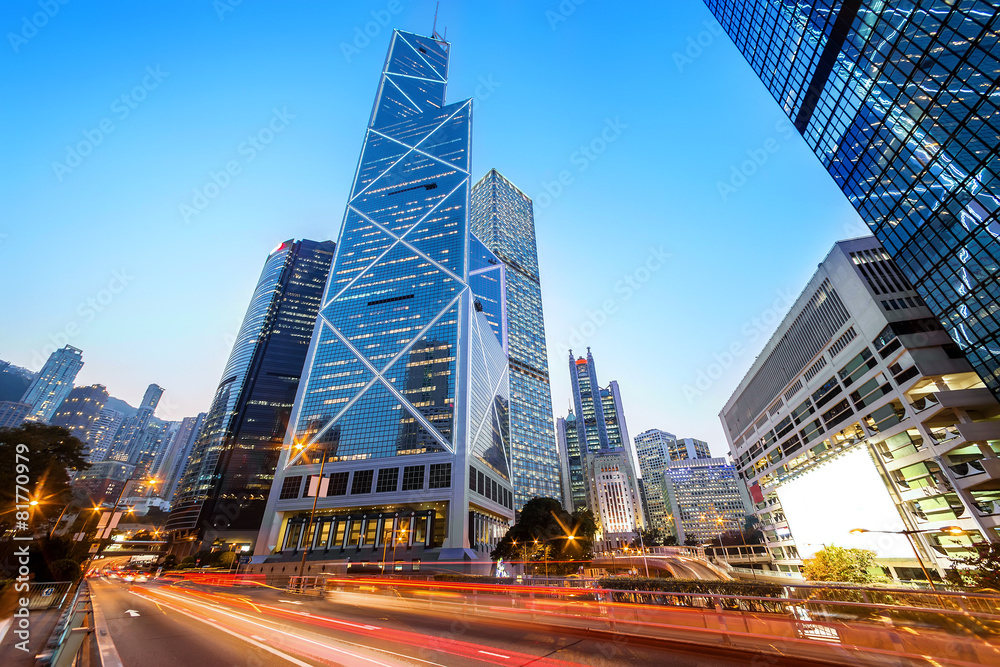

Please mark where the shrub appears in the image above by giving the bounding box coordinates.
[49,559,82,582]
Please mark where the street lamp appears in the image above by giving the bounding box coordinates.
[297,442,328,587]
[849,525,965,591]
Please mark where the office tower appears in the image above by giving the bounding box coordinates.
[556,411,586,513]
[256,30,516,567]
[85,408,125,461]
[132,418,176,480]
[50,384,109,444]
[20,345,83,422]
[721,237,1000,579]
[633,429,679,534]
[471,169,562,511]
[587,449,645,549]
[108,384,164,462]
[705,1,1000,398]
[564,348,644,539]
[153,413,205,505]
[0,361,35,403]
[167,239,335,554]
[0,401,32,429]
[662,457,750,545]
[73,461,135,505]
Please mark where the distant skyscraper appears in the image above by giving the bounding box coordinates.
[108,384,163,463]
[167,239,335,553]
[20,345,83,422]
[634,430,715,536]
[662,457,750,545]
[51,384,109,444]
[471,169,561,511]
[85,408,124,461]
[132,418,175,479]
[257,30,516,566]
[587,449,645,548]
[705,1,1000,397]
[556,411,586,513]
[153,412,205,505]
[564,349,643,539]
[0,401,32,429]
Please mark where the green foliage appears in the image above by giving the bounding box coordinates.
[490,498,596,575]
[48,559,82,582]
[161,554,178,569]
[802,545,889,584]
[948,542,1000,592]
[179,556,197,569]
[0,424,89,531]
[631,527,666,548]
[598,576,786,613]
[217,551,236,568]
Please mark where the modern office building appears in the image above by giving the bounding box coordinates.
[633,429,678,534]
[721,237,1000,578]
[0,401,32,429]
[107,384,164,463]
[556,411,586,513]
[471,169,562,511]
[73,461,136,505]
[662,457,750,545]
[50,384,109,445]
[132,418,177,480]
[586,449,645,548]
[85,408,125,461]
[705,1,1000,399]
[254,30,516,570]
[20,345,83,422]
[167,239,335,555]
[561,349,644,539]
[153,413,206,505]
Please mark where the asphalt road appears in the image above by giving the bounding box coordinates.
[103,578,833,667]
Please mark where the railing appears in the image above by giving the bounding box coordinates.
[930,426,963,445]
[311,576,1000,666]
[908,393,940,413]
[949,459,987,478]
[35,580,91,667]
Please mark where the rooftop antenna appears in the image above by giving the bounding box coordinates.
[432,1,447,42]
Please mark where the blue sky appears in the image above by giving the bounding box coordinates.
[1,0,867,456]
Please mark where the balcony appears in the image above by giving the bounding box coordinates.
[933,387,1000,411]
[958,421,1000,444]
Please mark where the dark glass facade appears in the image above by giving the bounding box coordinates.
[257,30,514,561]
[705,0,1000,395]
[50,384,108,445]
[471,169,562,511]
[166,239,335,546]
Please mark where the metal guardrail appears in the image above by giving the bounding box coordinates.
[35,580,92,667]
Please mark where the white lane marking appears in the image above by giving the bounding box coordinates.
[283,609,378,630]
[124,610,140,617]
[251,635,267,642]
[477,650,511,659]
[278,599,304,604]
[143,589,446,667]
[135,590,394,667]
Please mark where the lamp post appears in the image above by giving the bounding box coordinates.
[297,443,328,588]
[635,530,650,577]
[849,525,965,592]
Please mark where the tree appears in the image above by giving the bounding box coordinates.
[632,527,666,548]
[802,545,889,584]
[161,554,179,569]
[0,424,89,532]
[948,542,1000,591]
[491,498,596,575]
[218,551,237,568]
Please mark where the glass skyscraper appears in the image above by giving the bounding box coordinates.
[20,345,83,422]
[107,383,163,463]
[705,1,1000,396]
[256,30,514,566]
[166,239,335,554]
[471,169,562,510]
[50,384,109,445]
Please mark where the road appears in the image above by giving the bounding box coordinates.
[86,576,832,666]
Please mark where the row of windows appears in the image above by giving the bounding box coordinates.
[468,465,514,510]
[278,462,452,500]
